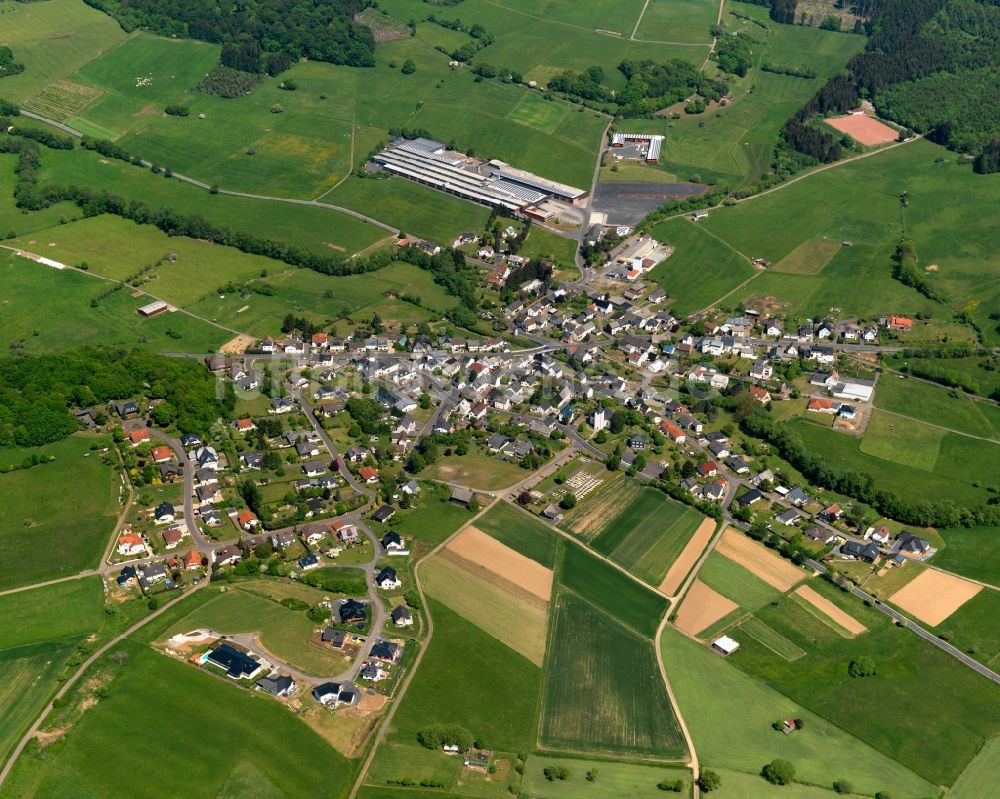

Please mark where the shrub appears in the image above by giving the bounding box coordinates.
[762,759,795,785]
[848,656,877,678]
[543,766,569,781]
[833,780,853,794]
[416,724,474,751]
[280,597,310,611]
[657,778,683,791]
[164,104,190,116]
[401,59,416,74]
[698,769,721,792]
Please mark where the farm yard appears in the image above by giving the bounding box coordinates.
[539,592,685,759]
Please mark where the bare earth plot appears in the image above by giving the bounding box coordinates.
[715,527,807,592]
[794,584,868,636]
[889,567,982,626]
[658,518,716,596]
[674,579,739,637]
[445,526,554,601]
[824,114,899,146]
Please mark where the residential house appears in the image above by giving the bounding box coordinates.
[214,545,242,566]
[841,541,879,563]
[207,644,263,680]
[153,502,175,524]
[381,531,409,556]
[376,567,402,590]
[391,605,413,627]
[117,533,146,556]
[237,509,260,530]
[255,674,297,698]
[370,640,402,664]
[339,599,367,625]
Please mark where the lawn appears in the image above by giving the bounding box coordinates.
[934,526,1000,587]
[874,375,1000,440]
[519,227,579,268]
[647,218,756,315]
[658,626,937,797]
[523,755,690,798]
[558,541,667,638]
[388,598,542,752]
[3,642,357,799]
[0,434,120,590]
[0,250,229,353]
[421,450,528,491]
[539,591,686,759]
[473,502,558,568]
[696,550,781,613]
[590,488,706,586]
[164,585,352,675]
[727,578,1000,785]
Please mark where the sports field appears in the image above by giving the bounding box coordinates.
[540,592,686,759]
[3,642,356,798]
[0,434,120,591]
[473,502,559,568]
[825,114,899,146]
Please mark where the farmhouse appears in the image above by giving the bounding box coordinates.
[371,137,588,214]
[137,300,169,318]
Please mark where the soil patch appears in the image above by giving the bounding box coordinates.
[889,567,982,626]
[220,333,255,354]
[794,584,867,636]
[659,518,717,596]
[716,527,806,592]
[825,115,898,146]
[445,526,553,601]
[675,579,739,636]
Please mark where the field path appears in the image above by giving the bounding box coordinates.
[875,407,1000,445]
[0,570,98,598]
[655,610,700,792]
[630,0,652,39]
[0,581,208,788]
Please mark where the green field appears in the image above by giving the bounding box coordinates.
[737,616,806,661]
[696,550,781,613]
[590,488,706,586]
[950,735,1000,799]
[4,642,357,798]
[635,0,719,43]
[0,434,120,590]
[648,218,756,315]
[726,579,1000,785]
[389,599,542,752]
[539,592,685,759]
[708,768,869,798]
[930,588,1000,668]
[365,739,512,798]
[0,154,83,238]
[770,239,843,275]
[875,374,1000,440]
[858,410,945,472]
[165,584,353,675]
[523,755,690,798]
[558,542,668,638]
[659,625,937,796]
[519,226,579,268]
[934,526,1000,586]
[473,502,558,568]
[421,451,528,491]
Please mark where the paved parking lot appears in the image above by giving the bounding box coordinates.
[593,181,707,224]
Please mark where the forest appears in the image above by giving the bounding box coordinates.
[82,0,377,69]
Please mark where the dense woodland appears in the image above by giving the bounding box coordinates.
[83,0,377,69]
[0,349,232,447]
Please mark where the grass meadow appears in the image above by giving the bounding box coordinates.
[523,755,690,798]
[659,626,937,797]
[0,155,83,238]
[420,450,527,491]
[726,578,1000,785]
[930,588,1000,668]
[388,598,542,752]
[934,526,1000,586]
[3,642,357,799]
[473,502,558,568]
[648,217,756,315]
[696,550,781,612]
[950,736,1000,799]
[0,434,120,590]
[519,227,579,268]
[558,542,667,638]
[369,483,474,547]
[539,591,686,759]
[365,739,513,798]
[635,0,721,43]
[874,375,1000,440]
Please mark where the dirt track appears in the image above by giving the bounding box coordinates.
[889,568,982,626]
[795,584,867,636]
[445,526,553,601]
[674,579,738,637]
[658,518,716,596]
[716,527,806,592]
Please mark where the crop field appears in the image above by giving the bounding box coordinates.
[164,585,352,675]
[874,375,1000,440]
[422,550,549,665]
[473,502,558,568]
[727,579,1000,785]
[888,567,982,627]
[540,592,685,759]
[935,525,1000,586]
[559,542,668,638]
[674,579,739,637]
[950,736,1000,799]
[737,617,806,661]
[714,527,806,593]
[787,418,991,507]
[0,434,119,591]
[770,239,842,274]
[389,599,542,752]
[635,0,720,43]
[523,755,690,799]
[21,80,103,121]
[696,549,781,613]
[3,642,356,799]
[0,0,127,103]
[648,218,756,315]
[563,475,639,541]
[793,585,867,637]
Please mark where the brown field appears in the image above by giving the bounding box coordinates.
[422,548,549,664]
[824,114,899,146]
[794,584,867,636]
[446,526,554,600]
[888,567,982,626]
[563,475,634,540]
[658,518,717,596]
[716,527,807,592]
[675,579,739,636]
[220,333,255,354]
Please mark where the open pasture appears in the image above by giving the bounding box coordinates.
[421,549,549,665]
[519,226,579,268]
[0,434,119,591]
[674,579,739,637]
[474,502,558,568]
[635,0,719,44]
[658,625,937,796]
[859,410,944,472]
[715,527,807,592]
[0,154,83,238]
[825,114,899,146]
[888,567,982,627]
[506,90,569,135]
[523,755,690,799]
[950,734,1000,799]
[558,542,668,638]
[658,517,717,596]
[540,592,686,759]
[935,525,1000,586]
[929,588,1000,668]
[770,239,842,274]
[874,375,1000,441]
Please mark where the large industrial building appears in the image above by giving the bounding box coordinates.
[371,137,588,216]
[610,132,664,163]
